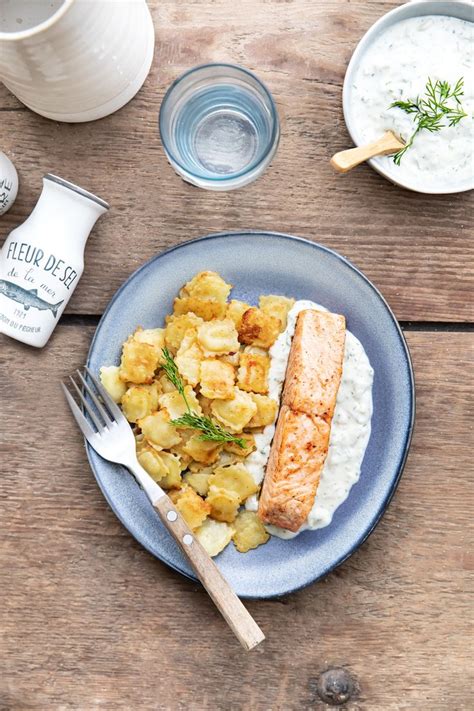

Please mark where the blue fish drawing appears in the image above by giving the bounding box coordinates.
[0,279,64,318]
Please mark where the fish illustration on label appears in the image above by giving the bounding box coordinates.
[0,279,64,318]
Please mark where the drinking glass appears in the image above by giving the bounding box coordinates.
[159,64,280,190]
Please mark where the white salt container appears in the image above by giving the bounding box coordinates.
[0,174,108,347]
[0,152,19,215]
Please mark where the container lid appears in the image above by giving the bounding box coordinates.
[44,174,109,210]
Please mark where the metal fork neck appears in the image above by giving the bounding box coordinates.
[127,456,166,506]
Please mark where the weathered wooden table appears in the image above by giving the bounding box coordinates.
[1,1,472,709]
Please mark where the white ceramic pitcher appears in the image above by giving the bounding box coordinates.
[0,0,155,122]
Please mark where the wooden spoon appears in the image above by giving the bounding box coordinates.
[330,131,405,173]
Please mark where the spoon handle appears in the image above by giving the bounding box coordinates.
[330,131,405,173]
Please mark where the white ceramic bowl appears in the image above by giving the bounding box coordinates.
[342,0,473,194]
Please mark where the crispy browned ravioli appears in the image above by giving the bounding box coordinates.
[101,271,287,557]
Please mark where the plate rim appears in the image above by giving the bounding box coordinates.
[86,230,416,599]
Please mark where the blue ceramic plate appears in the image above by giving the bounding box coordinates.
[87,232,415,598]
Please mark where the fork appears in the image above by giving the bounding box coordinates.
[62,367,265,651]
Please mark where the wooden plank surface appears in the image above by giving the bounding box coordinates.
[1,0,472,322]
[1,1,473,709]
[1,327,472,710]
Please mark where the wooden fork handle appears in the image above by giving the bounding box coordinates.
[330,131,404,173]
[153,496,265,651]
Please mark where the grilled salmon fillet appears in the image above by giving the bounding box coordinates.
[258,310,346,532]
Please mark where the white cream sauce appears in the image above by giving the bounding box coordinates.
[349,15,474,191]
[245,300,374,539]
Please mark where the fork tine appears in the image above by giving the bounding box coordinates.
[61,383,96,441]
[69,376,105,432]
[84,365,124,422]
[76,369,113,426]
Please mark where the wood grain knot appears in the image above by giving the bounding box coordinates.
[316,668,356,706]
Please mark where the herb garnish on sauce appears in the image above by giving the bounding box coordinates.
[389,77,468,164]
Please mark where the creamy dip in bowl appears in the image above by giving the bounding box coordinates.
[343,1,473,194]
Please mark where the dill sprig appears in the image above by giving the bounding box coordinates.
[389,77,468,165]
[161,346,190,410]
[171,412,247,449]
[160,347,246,449]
